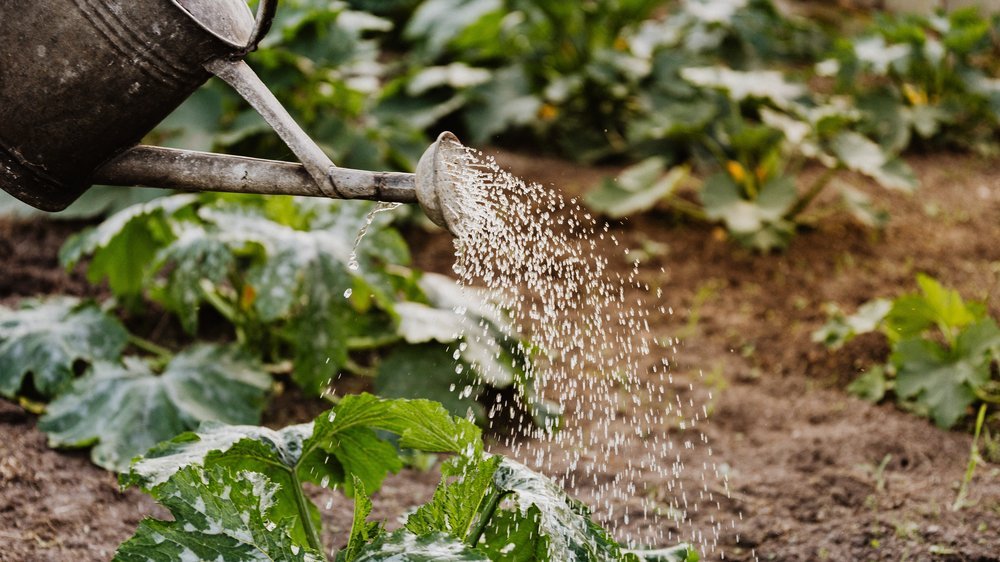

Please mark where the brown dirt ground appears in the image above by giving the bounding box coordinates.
[1,150,999,561]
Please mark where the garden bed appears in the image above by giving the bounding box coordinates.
[1,150,999,561]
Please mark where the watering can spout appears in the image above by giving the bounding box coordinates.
[0,0,468,236]
[93,131,469,235]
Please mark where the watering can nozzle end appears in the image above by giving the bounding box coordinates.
[415,131,468,237]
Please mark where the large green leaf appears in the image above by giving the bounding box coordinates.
[491,458,630,561]
[406,455,503,539]
[680,66,806,108]
[114,465,322,562]
[150,224,237,333]
[124,394,481,546]
[59,195,199,300]
[0,298,127,398]
[376,344,484,421]
[399,454,688,562]
[38,344,270,471]
[585,159,689,218]
[701,174,796,250]
[892,319,1000,428]
[829,131,917,191]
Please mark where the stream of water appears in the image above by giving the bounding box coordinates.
[437,146,738,557]
[345,147,740,557]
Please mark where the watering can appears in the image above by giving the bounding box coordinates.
[0,0,466,233]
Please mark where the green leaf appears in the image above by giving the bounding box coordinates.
[406,455,504,539]
[463,66,543,143]
[830,132,917,191]
[59,195,198,300]
[39,344,270,471]
[847,365,888,403]
[352,531,490,562]
[812,299,892,349]
[150,224,236,333]
[680,66,806,108]
[114,465,322,562]
[340,475,385,562]
[124,394,482,545]
[701,174,796,250]
[491,457,630,561]
[586,160,689,218]
[376,344,484,421]
[405,0,502,58]
[891,320,1000,428]
[885,274,981,342]
[0,298,127,398]
[478,507,549,562]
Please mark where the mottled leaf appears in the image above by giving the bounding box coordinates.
[39,344,270,471]
[125,394,481,545]
[114,465,322,562]
[59,195,198,299]
[701,174,796,250]
[0,298,127,397]
[352,531,489,561]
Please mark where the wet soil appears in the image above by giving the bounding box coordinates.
[1,151,999,561]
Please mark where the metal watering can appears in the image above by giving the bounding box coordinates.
[0,0,466,233]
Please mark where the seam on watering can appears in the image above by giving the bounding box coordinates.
[71,0,202,87]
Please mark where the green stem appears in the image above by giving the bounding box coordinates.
[785,166,837,220]
[290,468,326,557]
[466,489,507,547]
[127,334,173,360]
[666,195,708,222]
[952,404,987,511]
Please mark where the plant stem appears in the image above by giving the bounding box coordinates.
[952,404,987,511]
[667,196,708,222]
[785,166,837,220]
[127,334,173,360]
[290,468,326,557]
[467,489,506,547]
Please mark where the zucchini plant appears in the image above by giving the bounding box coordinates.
[814,274,1000,429]
[59,193,556,427]
[821,7,1000,154]
[587,66,915,251]
[114,393,698,562]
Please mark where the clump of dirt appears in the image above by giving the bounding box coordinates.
[1,150,999,561]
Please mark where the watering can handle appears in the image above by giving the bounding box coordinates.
[245,0,279,53]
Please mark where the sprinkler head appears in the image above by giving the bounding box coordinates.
[415,131,468,236]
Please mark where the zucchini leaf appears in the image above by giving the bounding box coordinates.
[114,465,323,562]
[0,297,127,398]
[38,344,270,471]
[123,394,481,547]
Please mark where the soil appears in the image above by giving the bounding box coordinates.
[1,150,999,561]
